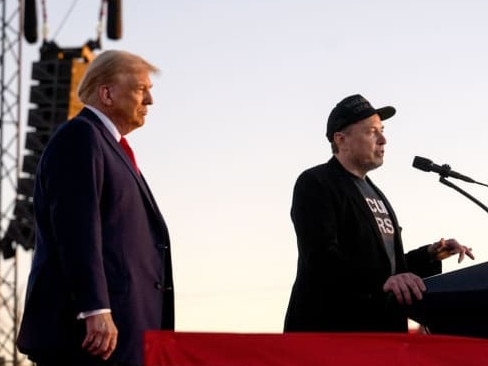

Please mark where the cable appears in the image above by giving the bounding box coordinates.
[96,0,106,43]
[50,0,80,40]
[40,0,48,40]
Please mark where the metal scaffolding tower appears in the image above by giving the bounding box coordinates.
[0,2,120,364]
[0,0,23,365]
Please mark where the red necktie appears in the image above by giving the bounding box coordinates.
[119,136,140,174]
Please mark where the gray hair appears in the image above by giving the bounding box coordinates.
[77,50,159,104]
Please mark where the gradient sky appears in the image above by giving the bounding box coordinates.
[16,0,488,333]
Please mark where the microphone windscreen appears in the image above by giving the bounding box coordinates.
[412,156,433,172]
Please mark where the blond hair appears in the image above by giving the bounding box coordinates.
[77,50,159,104]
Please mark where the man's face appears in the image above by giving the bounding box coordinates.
[335,114,387,175]
[107,69,154,134]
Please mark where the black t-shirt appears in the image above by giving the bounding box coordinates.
[353,176,396,274]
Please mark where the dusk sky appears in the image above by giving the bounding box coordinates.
[16,0,488,333]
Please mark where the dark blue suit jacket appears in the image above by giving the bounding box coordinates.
[17,108,174,365]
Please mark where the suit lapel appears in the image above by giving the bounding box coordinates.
[76,109,168,235]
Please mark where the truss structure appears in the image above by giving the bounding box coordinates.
[0,0,25,365]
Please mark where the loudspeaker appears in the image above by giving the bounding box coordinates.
[0,43,94,257]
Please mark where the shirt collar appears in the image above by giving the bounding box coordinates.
[85,105,122,142]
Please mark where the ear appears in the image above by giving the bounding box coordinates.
[333,131,346,146]
[99,85,113,106]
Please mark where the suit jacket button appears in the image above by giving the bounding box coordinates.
[154,282,162,290]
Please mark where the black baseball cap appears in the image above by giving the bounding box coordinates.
[326,94,396,142]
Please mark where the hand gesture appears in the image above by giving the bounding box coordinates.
[429,238,475,263]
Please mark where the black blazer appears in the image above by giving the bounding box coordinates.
[284,156,440,332]
[17,108,174,365]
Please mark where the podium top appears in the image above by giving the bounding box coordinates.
[423,261,488,293]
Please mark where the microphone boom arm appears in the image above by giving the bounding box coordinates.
[439,176,488,214]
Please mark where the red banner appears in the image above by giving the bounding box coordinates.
[144,331,488,366]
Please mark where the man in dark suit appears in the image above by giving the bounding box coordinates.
[17,50,174,366]
[284,94,474,333]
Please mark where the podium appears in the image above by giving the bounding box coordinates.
[408,261,488,338]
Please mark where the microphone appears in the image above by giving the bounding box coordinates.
[412,156,475,183]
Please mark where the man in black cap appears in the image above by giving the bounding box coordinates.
[284,94,474,333]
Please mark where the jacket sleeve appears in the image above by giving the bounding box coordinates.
[39,120,110,313]
[405,244,442,278]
